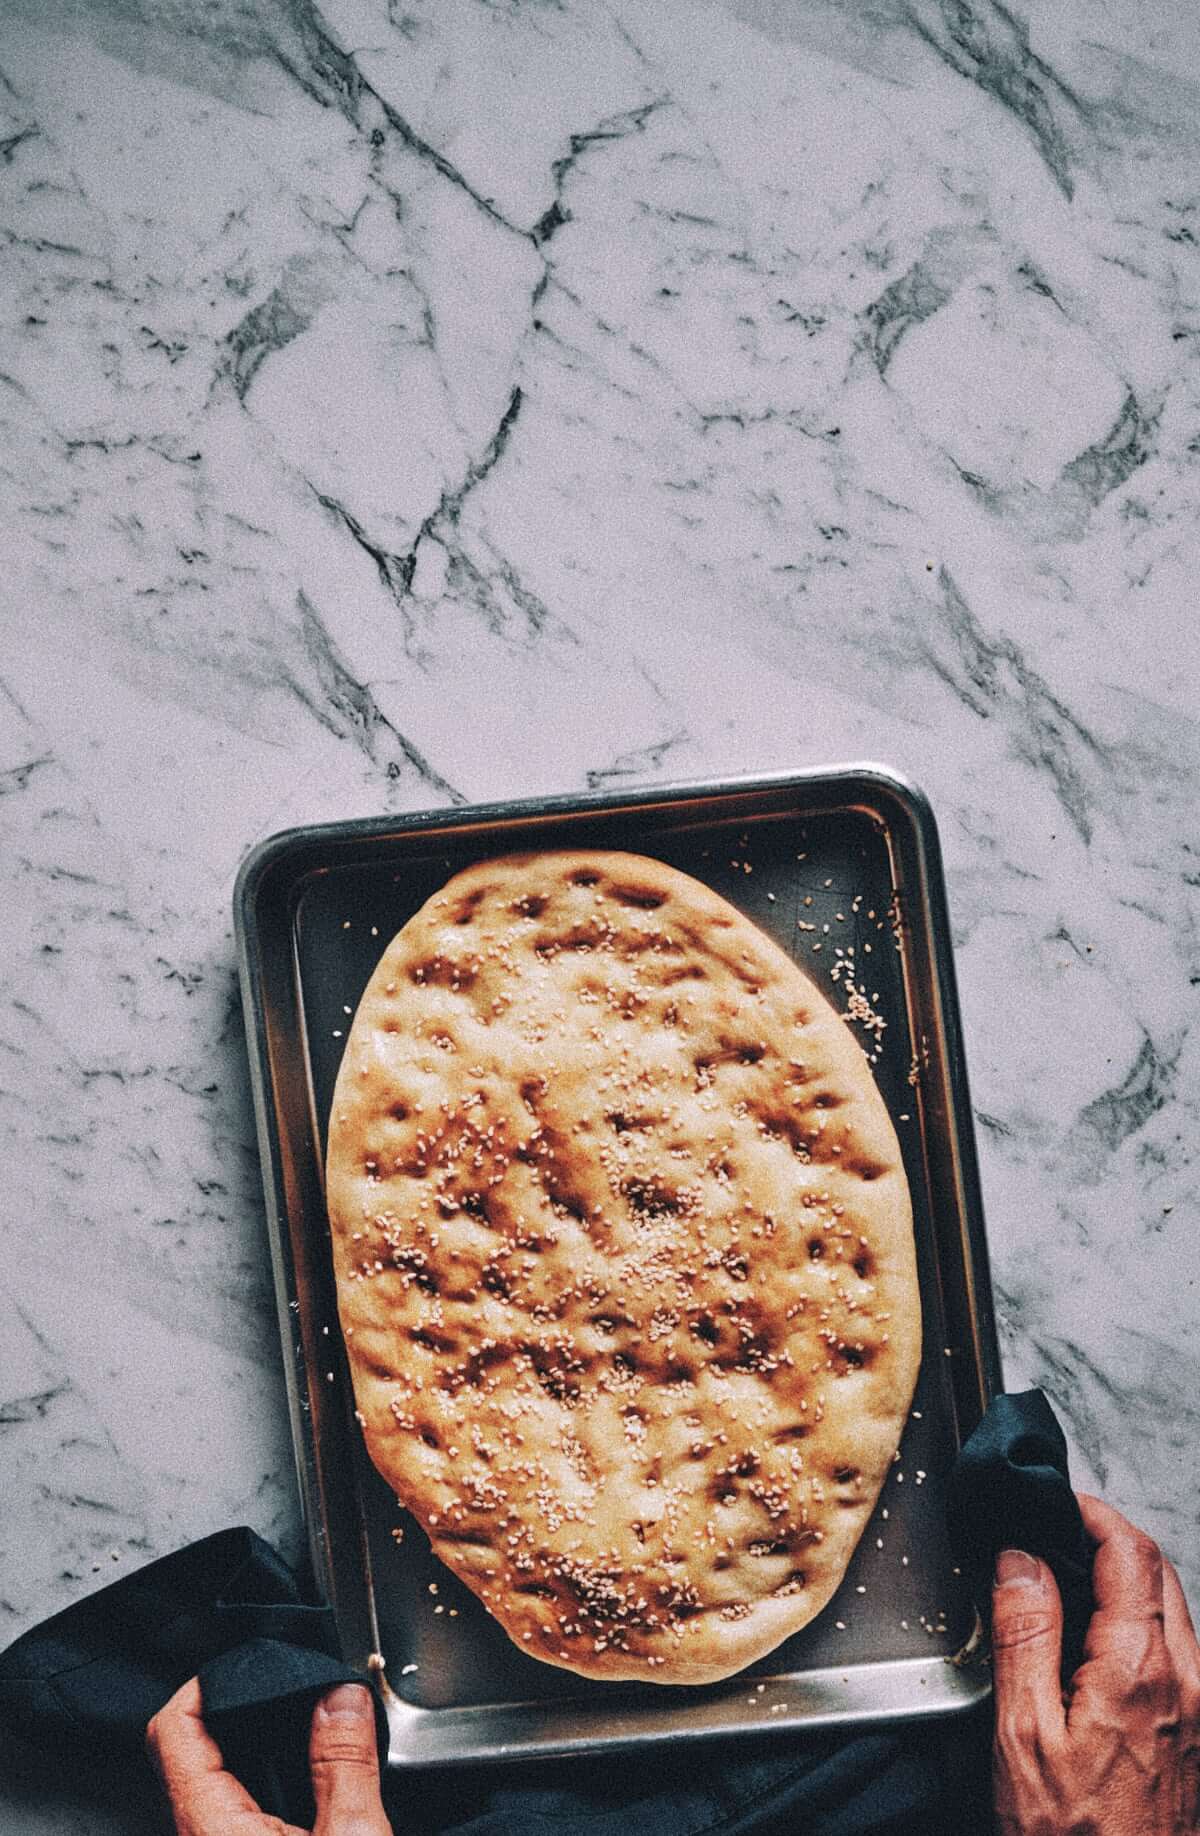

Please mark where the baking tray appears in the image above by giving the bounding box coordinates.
[234,765,1001,1767]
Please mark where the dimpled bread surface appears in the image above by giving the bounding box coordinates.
[325,850,921,1686]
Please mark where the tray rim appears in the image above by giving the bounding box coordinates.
[234,759,1001,1766]
[235,761,940,908]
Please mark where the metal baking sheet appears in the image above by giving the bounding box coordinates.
[235,765,1001,1767]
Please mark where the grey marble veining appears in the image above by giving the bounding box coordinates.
[2,2,1198,1828]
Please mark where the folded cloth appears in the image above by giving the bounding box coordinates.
[945,1388,1093,1679]
[0,1527,389,1827]
[407,1711,993,1836]
[1,1389,1086,1833]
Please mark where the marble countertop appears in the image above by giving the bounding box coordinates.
[2,1,1198,1827]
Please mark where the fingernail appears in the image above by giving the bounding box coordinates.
[317,1683,371,1721]
[995,1547,1042,1586]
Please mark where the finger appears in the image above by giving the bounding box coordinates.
[1163,1562,1200,1831]
[146,1676,305,1836]
[1075,1493,1169,1660]
[310,1683,391,1836]
[990,1549,1066,1745]
[1071,1494,1181,1740]
[1162,1559,1200,1686]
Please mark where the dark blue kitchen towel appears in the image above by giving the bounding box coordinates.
[0,1390,1088,1831]
[397,1709,993,1835]
[945,1387,1092,1680]
[0,1527,389,1827]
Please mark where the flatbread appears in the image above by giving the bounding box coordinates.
[326,850,920,1685]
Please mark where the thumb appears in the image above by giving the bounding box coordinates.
[309,1683,392,1836]
[991,1548,1066,1739]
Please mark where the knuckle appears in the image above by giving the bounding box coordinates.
[993,1609,1058,1651]
[311,1741,378,1772]
[1129,1530,1164,1579]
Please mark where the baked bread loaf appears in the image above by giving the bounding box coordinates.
[326,851,920,1684]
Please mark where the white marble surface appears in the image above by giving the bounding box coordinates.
[2,0,1199,1827]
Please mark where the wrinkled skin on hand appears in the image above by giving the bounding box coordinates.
[991,1494,1200,1835]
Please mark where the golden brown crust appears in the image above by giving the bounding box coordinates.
[326,850,921,1685]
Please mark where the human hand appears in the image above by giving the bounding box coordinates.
[146,1676,393,1835]
[991,1492,1200,1833]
